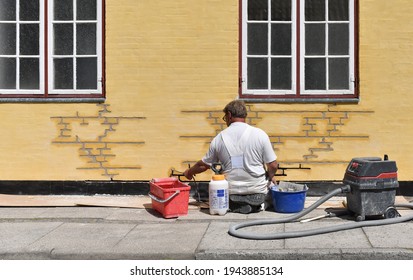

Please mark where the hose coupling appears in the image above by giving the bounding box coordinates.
[341,185,351,193]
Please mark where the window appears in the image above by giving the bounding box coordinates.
[240,0,358,100]
[0,0,104,99]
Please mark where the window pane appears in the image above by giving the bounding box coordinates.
[248,0,268,21]
[248,23,268,55]
[54,24,73,55]
[0,57,16,89]
[329,0,349,21]
[76,23,96,55]
[0,23,16,55]
[305,58,326,90]
[20,0,39,21]
[20,58,39,89]
[54,58,73,89]
[305,0,325,21]
[77,57,97,89]
[20,24,39,55]
[271,58,291,90]
[271,23,291,55]
[248,58,268,89]
[329,58,349,90]
[77,0,96,20]
[329,23,348,55]
[54,0,73,20]
[305,24,325,55]
[271,0,291,21]
[0,0,16,21]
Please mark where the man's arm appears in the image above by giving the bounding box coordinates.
[184,160,210,180]
[266,160,279,184]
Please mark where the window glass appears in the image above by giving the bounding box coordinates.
[20,0,39,21]
[20,58,39,89]
[248,23,268,55]
[329,23,349,55]
[305,58,326,90]
[20,24,39,55]
[248,0,268,21]
[329,0,349,21]
[0,0,16,21]
[305,24,325,55]
[54,0,73,21]
[77,0,97,20]
[271,23,291,55]
[305,0,325,21]
[271,58,291,90]
[0,23,16,55]
[76,23,96,55]
[329,58,349,90]
[271,0,291,21]
[0,57,16,89]
[54,24,73,55]
[248,57,268,89]
[54,58,73,89]
[77,57,97,89]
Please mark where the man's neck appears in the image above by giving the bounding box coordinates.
[229,118,246,125]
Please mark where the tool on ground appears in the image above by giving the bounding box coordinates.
[300,209,348,223]
[229,156,413,239]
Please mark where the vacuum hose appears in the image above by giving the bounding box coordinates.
[228,185,413,240]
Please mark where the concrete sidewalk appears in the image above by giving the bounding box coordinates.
[0,198,413,260]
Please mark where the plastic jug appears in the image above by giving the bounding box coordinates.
[209,174,229,215]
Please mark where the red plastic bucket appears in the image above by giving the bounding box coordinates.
[149,178,191,218]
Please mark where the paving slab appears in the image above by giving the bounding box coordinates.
[284,221,371,249]
[26,222,136,259]
[114,222,210,259]
[363,222,413,248]
[36,207,115,220]
[0,207,50,219]
[196,221,285,259]
[0,222,62,258]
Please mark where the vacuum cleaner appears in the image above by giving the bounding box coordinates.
[228,156,413,240]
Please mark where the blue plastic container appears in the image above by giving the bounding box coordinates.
[271,185,308,213]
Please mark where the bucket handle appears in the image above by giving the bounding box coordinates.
[148,190,180,203]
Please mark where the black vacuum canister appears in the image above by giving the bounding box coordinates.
[343,156,399,221]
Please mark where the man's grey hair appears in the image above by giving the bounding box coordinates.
[223,100,248,118]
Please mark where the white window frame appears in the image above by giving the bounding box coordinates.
[0,0,45,95]
[299,0,355,95]
[48,0,103,95]
[241,0,357,99]
[0,0,104,98]
[241,0,297,96]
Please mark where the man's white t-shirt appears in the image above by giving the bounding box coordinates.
[202,122,277,195]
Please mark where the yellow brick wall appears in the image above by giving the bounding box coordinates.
[1,0,413,183]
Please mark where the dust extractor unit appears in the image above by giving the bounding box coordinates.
[228,156,413,240]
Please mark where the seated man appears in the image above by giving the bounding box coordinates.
[184,100,278,213]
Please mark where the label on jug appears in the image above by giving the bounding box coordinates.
[210,189,228,210]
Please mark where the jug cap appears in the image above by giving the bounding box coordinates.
[212,174,225,181]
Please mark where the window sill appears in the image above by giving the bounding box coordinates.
[0,97,105,103]
[240,97,360,104]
